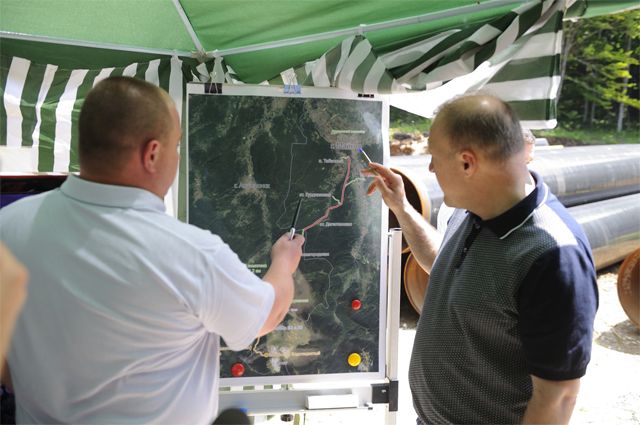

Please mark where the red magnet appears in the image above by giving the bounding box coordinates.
[231,362,245,377]
[351,299,362,311]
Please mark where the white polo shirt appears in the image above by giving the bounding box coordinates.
[1,175,274,424]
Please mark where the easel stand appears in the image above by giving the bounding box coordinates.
[218,229,403,425]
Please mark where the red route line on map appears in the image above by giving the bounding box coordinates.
[302,157,351,232]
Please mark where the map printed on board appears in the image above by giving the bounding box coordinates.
[187,85,387,383]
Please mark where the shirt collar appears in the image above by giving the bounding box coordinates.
[60,174,166,213]
[468,171,548,240]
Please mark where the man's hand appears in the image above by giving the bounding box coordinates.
[259,234,305,336]
[270,233,305,275]
[362,162,409,214]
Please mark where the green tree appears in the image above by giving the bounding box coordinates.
[559,10,639,132]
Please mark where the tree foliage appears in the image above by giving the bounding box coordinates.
[559,10,639,131]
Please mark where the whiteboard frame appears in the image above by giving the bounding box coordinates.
[185,83,390,386]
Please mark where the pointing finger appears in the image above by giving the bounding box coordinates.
[368,162,400,180]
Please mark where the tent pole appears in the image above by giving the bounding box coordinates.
[0,31,194,58]
[171,0,208,60]
[205,0,529,57]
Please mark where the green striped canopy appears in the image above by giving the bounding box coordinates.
[2,0,638,175]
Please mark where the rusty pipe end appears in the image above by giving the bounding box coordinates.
[403,252,430,315]
[618,248,640,329]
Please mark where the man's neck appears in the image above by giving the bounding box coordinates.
[469,165,534,221]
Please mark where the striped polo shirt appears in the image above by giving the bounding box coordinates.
[409,171,598,424]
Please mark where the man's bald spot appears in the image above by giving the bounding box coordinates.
[441,94,507,117]
[79,77,174,174]
[435,94,524,162]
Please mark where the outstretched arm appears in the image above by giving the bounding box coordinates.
[364,162,442,273]
[258,233,305,336]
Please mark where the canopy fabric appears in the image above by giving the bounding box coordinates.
[2,0,633,76]
[1,0,638,174]
[389,1,564,128]
[1,0,527,77]
[255,0,563,130]
[0,56,185,173]
[0,55,186,215]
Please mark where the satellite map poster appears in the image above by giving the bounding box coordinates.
[186,84,389,385]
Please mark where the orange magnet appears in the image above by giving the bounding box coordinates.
[231,362,245,377]
[347,352,361,367]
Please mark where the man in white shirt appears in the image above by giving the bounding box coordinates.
[0,76,304,424]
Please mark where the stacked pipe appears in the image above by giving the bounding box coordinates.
[389,144,640,322]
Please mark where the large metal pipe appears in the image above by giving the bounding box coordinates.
[568,193,640,270]
[530,144,640,207]
[388,144,640,255]
[389,145,640,229]
[402,193,640,315]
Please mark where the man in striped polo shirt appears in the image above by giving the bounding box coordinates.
[365,94,598,424]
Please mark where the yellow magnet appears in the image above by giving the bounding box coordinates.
[348,352,361,367]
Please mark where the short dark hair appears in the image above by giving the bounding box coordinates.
[79,76,172,173]
[435,94,524,161]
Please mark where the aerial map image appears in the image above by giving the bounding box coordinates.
[187,86,387,383]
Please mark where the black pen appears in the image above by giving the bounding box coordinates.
[288,198,302,240]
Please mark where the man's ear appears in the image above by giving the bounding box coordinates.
[142,139,161,173]
[459,149,477,176]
